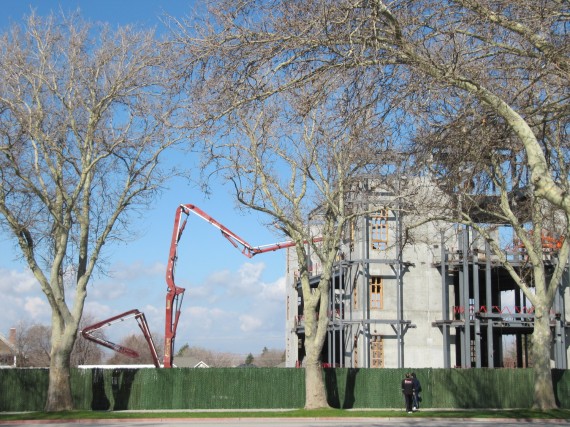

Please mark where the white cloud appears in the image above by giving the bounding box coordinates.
[166,264,286,348]
[0,295,27,332]
[186,305,230,326]
[257,276,286,303]
[204,269,232,285]
[239,314,263,332]
[0,268,51,328]
[89,281,129,300]
[83,301,114,320]
[199,262,267,298]
[142,303,161,316]
[108,261,165,281]
[0,255,287,355]
[24,296,50,320]
[194,262,268,300]
[236,262,264,286]
[0,268,37,293]
[187,285,210,299]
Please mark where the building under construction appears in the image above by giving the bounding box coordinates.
[284,179,570,369]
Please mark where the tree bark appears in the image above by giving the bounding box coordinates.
[303,328,329,409]
[531,304,557,410]
[45,357,73,411]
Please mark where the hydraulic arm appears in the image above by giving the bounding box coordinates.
[82,203,301,368]
[163,204,297,367]
[81,309,160,367]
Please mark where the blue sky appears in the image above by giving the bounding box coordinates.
[0,1,288,359]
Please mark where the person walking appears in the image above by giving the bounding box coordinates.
[401,373,414,413]
[411,372,421,411]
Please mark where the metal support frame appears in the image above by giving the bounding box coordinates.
[441,232,451,368]
[485,239,494,368]
[81,309,160,368]
[462,225,471,368]
[434,226,570,370]
[312,190,414,369]
[472,230,481,368]
[396,202,404,368]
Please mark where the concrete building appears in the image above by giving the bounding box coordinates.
[284,178,570,369]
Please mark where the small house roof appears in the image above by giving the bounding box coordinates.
[0,333,16,356]
[173,356,209,368]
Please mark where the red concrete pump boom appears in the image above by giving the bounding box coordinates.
[163,204,299,367]
[82,203,305,368]
[81,309,160,367]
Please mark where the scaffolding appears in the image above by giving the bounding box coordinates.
[433,225,569,369]
[291,180,415,369]
[288,185,570,369]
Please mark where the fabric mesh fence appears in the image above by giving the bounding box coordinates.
[70,367,305,410]
[0,367,569,411]
[0,368,49,411]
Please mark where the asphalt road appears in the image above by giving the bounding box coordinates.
[1,418,568,427]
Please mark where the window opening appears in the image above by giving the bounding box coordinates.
[370,334,384,368]
[370,276,383,310]
[370,210,389,250]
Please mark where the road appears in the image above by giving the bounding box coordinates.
[1,418,568,427]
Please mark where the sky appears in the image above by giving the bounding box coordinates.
[0,1,289,360]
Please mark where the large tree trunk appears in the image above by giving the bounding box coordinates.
[304,334,329,409]
[45,317,77,411]
[302,289,330,410]
[45,354,73,411]
[531,304,557,410]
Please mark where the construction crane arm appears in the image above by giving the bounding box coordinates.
[162,204,301,367]
[83,203,319,369]
[81,309,160,367]
[179,204,298,257]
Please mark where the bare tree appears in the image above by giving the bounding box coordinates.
[174,0,406,407]
[211,352,243,368]
[14,315,106,367]
[411,104,568,390]
[256,347,285,367]
[179,69,397,406]
[379,1,569,409]
[175,0,568,409]
[106,334,164,366]
[13,321,51,367]
[0,13,183,411]
[176,344,241,367]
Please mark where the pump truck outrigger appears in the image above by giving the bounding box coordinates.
[82,203,312,368]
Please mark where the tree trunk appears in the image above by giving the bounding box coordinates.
[531,304,557,409]
[301,286,330,410]
[45,360,73,411]
[304,335,329,409]
[45,320,76,411]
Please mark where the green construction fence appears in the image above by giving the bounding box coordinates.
[0,367,569,411]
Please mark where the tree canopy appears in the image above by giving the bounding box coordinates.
[0,13,184,410]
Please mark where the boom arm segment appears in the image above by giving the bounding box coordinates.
[81,309,160,367]
[180,204,298,257]
[163,204,299,367]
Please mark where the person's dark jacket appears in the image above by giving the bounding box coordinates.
[412,376,421,394]
[401,377,414,395]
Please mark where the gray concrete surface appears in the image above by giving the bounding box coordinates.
[1,418,569,427]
